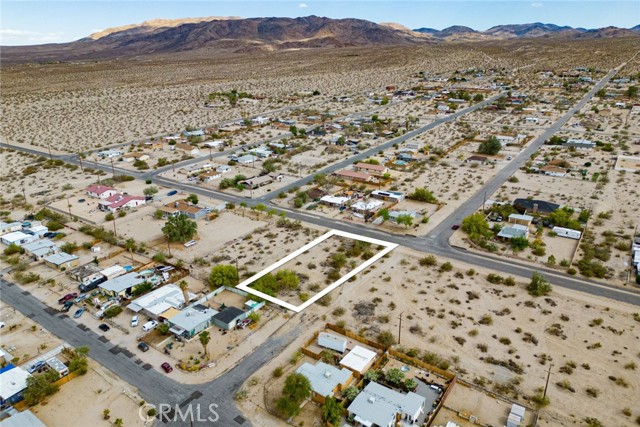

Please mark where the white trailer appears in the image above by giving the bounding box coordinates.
[552,226,582,240]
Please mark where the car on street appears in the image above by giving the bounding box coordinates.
[451,224,460,230]
[131,316,139,327]
[73,308,85,318]
[58,293,78,304]
[161,362,173,373]
[28,361,46,373]
[98,323,110,332]
[137,342,149,352]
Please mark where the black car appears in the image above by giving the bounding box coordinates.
[98,324,110,332]
[137,342,150,352]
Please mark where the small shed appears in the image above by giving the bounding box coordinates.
[212,306,245,330]
[317,332,347,353]
[46,357,69,377]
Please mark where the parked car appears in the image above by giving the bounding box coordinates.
[0,322,5,329]
[98,324,110,332]
[74,294,87,303]
[61,301,74,312]
[137,342,150,352]
[506,156,513,161]
[161,362,173,373]
[73,308,85,318]
[79,276,106,293]
[28,361,46,373]
[58,293,78,304]
[167,190,178,196]
[451,224,460,230]
[142,320,158,332]
[78,198,86,203]
[43,232,59,238]
[131,316,139,327]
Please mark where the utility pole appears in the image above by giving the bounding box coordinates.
[66,198,73,220]
[110,158,116,178]
[483,191,487,213]
[542,363,553,402]
[21,186,27,203]
[111,215,117,236]
[47,144,53,161]
[209,146,212,161]
[166,237,171,256]
[235,257,240,285]
[78,152,84,172]
[398,312,404,345]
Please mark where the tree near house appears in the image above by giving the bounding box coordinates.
[510,236,529,252]
[313,173,327,188]
[396,214,413,228]
[408,188,438,203]
[322,396,343,426]
[478,136,501,155]
[461,213,493,242]
[208,264,239,288]
[378,208,390,222]
[199,331,211,357]
[124,238,136,265]
[185,194,199,205]
[276,373,312,418]
[178,280,190,306]
[143,186,158,197]
[253,203,267,219]
[161,214,197,243]
[385,368,405,386]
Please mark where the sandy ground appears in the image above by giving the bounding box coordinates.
[238,246,640,427]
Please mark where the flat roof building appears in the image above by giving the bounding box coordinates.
[318,332,347,353]
[347,382,426,427]
[296,361,353,404]
[339,345,377,375]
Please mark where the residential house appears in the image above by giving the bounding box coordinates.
[183,130,204,138]
[564,138,595,150]
[240,175,275,190]
[496,135,515,145]
[354,162,388,176]
[199,170,221,183]
[308,188,328,200]
[250,148,273,158]
[351,199,384,214]
[99,272,148,298]
[371,190,404,202]
[334,169,376,183]
[320,195,350,208]
[513,198,559,215]
[212,306,246,330]
[296,361,353,404]
[347,382,426,427]
[203,140,225,149]
[236,154,258,164]
[317,332,348,353]
[168,306,216,338]
[27,224,48,237]
[142,140,163,150]
[497,224,529,240]
[173,143,200,156]
[540,165,567,177]
[0,365,31,405]
[1,410,47,427]
[46,357,69,377]
[508,214,534,227]
[122,152,149,163]
[100,265,127,281]
[525,117,539,123]
[159,200,208,220]
[127,284,196,319]
[68,263,103,286]
[397,152,414,162]
[43,252,79,270]
[216,165,232,174]
[22,239,58,260]
[466,155,488,165]
[0,222,22,236]
[97,149,122,159]
[1,231,37,247]
[389,210,417,223]
[86,185,118,199]
[98,194,145,213]
[339,345,377,376]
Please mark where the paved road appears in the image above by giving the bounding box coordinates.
[258,93,506,201]
[0,277,307,426]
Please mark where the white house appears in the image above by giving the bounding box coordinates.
[216,165,232,174]
[22,239,58,260]
[203,140,225,149]
[552,226,582,240]
[1,231,37,246]
[122,152,149,163]
[351,199,384,214]
[496,135,515,145]
[173,143,200,156]
[0,222,22,236]
[236,154,258,164]
[318,332,348,353]
[98,194,146,213]
[564,138,596,150]
[97,149,123,158]
[86,185,118,199]
[347,382,425,427]
[525,117,539,123]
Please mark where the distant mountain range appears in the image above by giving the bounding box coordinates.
[2,16,638,64]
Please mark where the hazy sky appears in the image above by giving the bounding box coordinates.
[1,1,638,45]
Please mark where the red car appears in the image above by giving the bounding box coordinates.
[161,362,173,373]
[58,293,78,304]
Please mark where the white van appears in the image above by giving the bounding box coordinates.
[142,320,158,332]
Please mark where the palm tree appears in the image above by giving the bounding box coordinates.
[124,238,136,265]
[178,280,190,307]
[199,331,211,358]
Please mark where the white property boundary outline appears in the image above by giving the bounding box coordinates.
[236,229,398,312]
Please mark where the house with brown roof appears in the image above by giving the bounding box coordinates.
[173,143,200,156]
[466,155,488,164]
[354,162,388,176]
[159,200,208,220]
[334,169,376,183]
[540,165,567,177]
[123,152,150,163]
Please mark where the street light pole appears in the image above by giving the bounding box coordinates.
[398,312,404,345]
